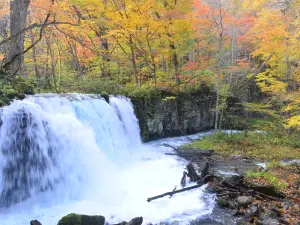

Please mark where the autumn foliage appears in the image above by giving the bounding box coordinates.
[0,0,299,129]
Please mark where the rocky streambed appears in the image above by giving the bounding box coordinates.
[28,140,300,225]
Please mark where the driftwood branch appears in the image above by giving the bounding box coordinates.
[147,183,204,202]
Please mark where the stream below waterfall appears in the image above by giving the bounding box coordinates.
[0,94,235,225]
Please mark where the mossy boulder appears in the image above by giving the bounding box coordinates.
[0,76,35,106]
[57,213,105,225]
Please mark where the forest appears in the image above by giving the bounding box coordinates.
[0,0,299,132]
[0,1,299,225]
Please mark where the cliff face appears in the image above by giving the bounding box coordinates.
[132,94,216,141]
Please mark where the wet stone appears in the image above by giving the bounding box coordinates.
[237,196,252,207]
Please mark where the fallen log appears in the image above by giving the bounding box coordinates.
[164,151,214,157]
[176,149,214,156]
[147,183,204,202]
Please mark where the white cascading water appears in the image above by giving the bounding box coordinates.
[0,94,215,225]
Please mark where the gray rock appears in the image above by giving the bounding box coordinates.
[259,218,280,225]
[244,204,259,222]
[237,196,252,207]
[57,213,105,225]
[217,197,228,207]
[228,200,236,209]
[132,94,216,141]
[30,220,42,225]
[224,175,243,186]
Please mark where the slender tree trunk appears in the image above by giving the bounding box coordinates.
[6,0,30,76]
[170,43,180,83]
[129,37,138,85]
[231,26,236,66]
[45,36,57,92]
[214,11,223,130]
[28,14,40,92]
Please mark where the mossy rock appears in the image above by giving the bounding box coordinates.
[57,213,105,225]
[11,76,35,95]
[101,91,110,103]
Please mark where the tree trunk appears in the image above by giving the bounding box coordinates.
[170,43,180,83]
[215,9,223,130]
[45,36,57,92]
[6,0,30,76]
[28,14,40,92]
[129,37,139,85]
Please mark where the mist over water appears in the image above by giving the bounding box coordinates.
[0,94,215,225]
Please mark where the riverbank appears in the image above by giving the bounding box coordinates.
[182,131,300,160]
[180,131,300,225]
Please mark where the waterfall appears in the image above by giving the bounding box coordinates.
[0,95,140,207]
[0,94,215,225]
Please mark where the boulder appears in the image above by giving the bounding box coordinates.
[248,182,284,198]
[244,204,259,222]
[57,213,105,225]
[126,217,143,225]
[30,220,42,225]
[113,217,143,225]
[237,196,252,207]
[228,200,236,209]
[224,175,243,186]
[217,197,228,207]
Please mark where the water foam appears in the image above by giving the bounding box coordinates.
[0,95,215,225]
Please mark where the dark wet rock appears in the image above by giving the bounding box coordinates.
[30,220,42,225]
[209,158,259,177]
[224,175,243,186]
[57,213,105,225]
[233,209,245,217]
[244,204,259,223]
[217,197,229,207]
[17,93,26,100]
[126,217,143,225]
[190,205,240,224]
[257,217,280,225]
[270,205,281,217]
[242,158,251,163]
[278,218,289,225]
[101,92,110,103]
[187,163,201,182]
[228,200,236,209]
[237,196,252,207]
